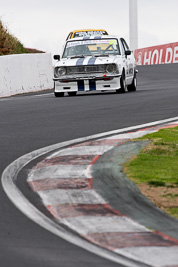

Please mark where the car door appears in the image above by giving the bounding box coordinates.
[120,38,133,84]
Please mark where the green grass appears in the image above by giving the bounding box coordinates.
[124,126,178,218]
[165,208,178,219]
[126,153,178,184]
[125,127,178,185]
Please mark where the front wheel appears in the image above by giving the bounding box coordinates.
[116,72,126,94]
[127,72,137,92]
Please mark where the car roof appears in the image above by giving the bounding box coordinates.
[66,29,109,40]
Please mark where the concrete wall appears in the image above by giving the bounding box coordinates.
[0,53,53,97]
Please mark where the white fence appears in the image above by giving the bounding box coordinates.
[0,53,53,98]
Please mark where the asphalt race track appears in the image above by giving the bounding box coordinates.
[0,63,178,267]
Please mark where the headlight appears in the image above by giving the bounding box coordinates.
[54,67,66,77]
[106,64,116,74]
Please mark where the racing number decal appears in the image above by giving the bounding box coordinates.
[109,40,117,45]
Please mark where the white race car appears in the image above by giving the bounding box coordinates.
[53,35,137,97]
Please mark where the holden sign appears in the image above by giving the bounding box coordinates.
[134,42,178,65]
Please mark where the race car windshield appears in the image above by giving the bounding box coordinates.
[63,39,121,58]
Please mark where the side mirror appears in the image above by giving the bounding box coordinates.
[125,50,131,56]
[53,55,60,60]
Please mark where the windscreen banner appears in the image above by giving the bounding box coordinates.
[134,42,178,65]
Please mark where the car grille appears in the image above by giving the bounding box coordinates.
[67,65,105,75]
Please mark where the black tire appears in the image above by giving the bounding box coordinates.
[116,71,126,94]
[54,92,64,97]
[127,72,137,92]
[68,92,77,96]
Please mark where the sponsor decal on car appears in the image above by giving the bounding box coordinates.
[74,30,107,38]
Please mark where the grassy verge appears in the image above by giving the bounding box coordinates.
[0,20,44,56]
[0,20,29,55]
[124,126,178,218]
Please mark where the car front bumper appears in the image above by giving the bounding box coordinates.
[54,75,121,92]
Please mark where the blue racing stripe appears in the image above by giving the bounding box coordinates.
[77,80,85,91]
[88,57,97,65]
[76,58,85,66]
[89,80,96,91]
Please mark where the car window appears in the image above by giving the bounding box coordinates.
[120,41,125,55]
[63,39,121,58]
[121,38,130,51]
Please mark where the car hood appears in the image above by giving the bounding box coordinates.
[55,55,121,67]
